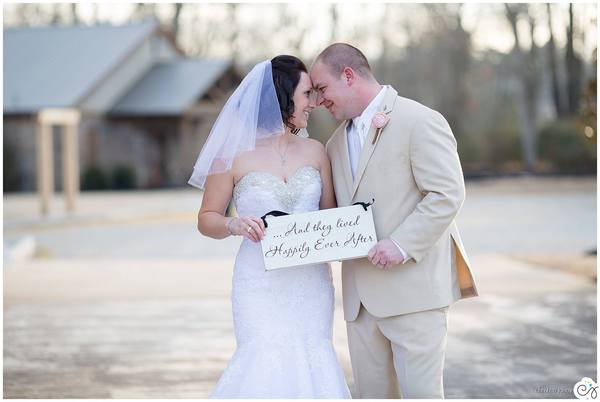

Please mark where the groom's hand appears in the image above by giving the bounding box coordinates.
[367,239,405,270]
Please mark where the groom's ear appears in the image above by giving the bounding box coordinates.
[342,67,356,86]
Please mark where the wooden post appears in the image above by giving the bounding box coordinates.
[63,118,80,212]
[37,108,81,215]
[36,118,54,216]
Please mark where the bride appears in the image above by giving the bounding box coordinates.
[188,55,351,398]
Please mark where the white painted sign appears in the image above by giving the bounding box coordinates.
[261,204,378,270]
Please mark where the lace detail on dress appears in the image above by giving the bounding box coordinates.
[233,165,321,215]
[210,164,350,399]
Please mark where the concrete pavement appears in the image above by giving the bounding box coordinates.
[3,176,597,398]
[4,254,595,398]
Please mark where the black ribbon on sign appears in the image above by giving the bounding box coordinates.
[352,198,375,211]
[260,210,290,228]
[260,199,374,228]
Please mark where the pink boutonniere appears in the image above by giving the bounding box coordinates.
[372,112,390,129]
[371,110,391,144]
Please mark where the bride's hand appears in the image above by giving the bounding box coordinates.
[228,216,266,242]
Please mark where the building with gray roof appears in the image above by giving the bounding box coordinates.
[4,20,238,193]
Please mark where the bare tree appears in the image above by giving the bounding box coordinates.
[134,3,157,21]
[50,4,63,25]
[421,4,472,140]
[12,4,35,26]
[287,7,308,54]
[227,4,240,60]
[546,3,567,116]
[171,3,183,46]
[566,4,584,115]
[70,3,79,25]
[269,4,308,58]
[376,4,393,82]
[329,4,338,44]
[505,3,541,172]
[184,4,229,58]
[349,4,369,49]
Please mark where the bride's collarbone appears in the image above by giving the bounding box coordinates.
[234,145,320,183]
[234,163,319,184]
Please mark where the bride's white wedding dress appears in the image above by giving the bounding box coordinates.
[210,165,350,399]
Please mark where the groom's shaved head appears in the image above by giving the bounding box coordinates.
[311,43,380,121]
[314,43,372,78]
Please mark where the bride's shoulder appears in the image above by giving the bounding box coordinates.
[230,147,266,173]
[295,136,325,152]
[233,148,260,165]
[294,136,328,169]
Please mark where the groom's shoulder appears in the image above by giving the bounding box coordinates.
[394,94,440,120]
[392,94,454,140]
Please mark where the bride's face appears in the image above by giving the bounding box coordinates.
[289,72,316,129]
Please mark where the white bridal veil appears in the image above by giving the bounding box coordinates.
[188,60,285,189]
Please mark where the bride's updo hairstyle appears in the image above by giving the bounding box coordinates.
[271,55,308,132]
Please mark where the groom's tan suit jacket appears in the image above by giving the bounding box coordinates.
[326,86,478,321]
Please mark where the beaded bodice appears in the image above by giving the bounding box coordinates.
[233,165,322,217]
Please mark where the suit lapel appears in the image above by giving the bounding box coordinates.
[330,120,353,201]
[339,120,353,196]
[350,86,398,201]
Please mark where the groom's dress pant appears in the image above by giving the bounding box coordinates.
[347,304,449,399]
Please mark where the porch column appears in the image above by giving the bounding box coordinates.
[35,118,54,215]
[36,108,81,215]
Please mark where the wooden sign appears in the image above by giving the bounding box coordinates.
[261,204,378,270]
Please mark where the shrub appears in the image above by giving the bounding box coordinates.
[112,165,136,190]
[81,166,108,190]
[538,118,597,173]
[3,141,21,192]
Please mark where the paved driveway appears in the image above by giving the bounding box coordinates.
[4,177,596,398]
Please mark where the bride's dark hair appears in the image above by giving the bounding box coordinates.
[271,55,307,133]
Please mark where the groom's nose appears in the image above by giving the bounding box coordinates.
[316,92,325,106]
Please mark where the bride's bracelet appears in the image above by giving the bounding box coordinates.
[225,217,236,236]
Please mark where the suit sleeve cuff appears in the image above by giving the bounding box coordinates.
[389,238,411,264]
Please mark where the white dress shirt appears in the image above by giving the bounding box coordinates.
[347,87,386,179]
[346,86,411,264]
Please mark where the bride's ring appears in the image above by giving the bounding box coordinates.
[247,226,253,233]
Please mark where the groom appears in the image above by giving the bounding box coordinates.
[310,43,478,398]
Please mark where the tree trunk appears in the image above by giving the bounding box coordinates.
[546,3,567,116]
[50,4,62,25]
[70,3,79,25]
[377,4,391,82]
[329,4,338,43]
[446,6,470,140]
[566,4,583,115]
[171,3,183,45]
[505,4,538,172]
